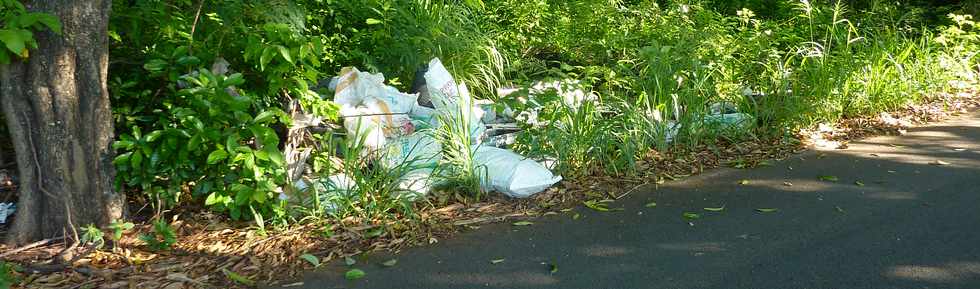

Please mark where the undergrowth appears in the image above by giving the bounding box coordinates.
[97,0,979,232]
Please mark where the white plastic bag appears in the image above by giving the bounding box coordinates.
[332,67,388,107]
[473,146,562,198]
[341,105,388,151]
[382,133,443,199]
[293,174,357,213]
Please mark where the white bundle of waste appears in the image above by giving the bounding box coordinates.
[0,203,14,224]
[331,67,433,152]
[292,174,357,213]
[421,59,486,143]
[473,146,562,198]
[312,58,561,201]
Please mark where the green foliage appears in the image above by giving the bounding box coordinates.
[0,261,19,289]
[108,221,135,241]
[81,224,106,249]
[139,219,177,251]
[0,0,60,64]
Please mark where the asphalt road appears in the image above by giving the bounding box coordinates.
[282,112,980,289]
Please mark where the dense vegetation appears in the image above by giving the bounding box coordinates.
[15,0,980,232]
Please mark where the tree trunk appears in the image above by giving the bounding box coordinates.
[0,0,123,245]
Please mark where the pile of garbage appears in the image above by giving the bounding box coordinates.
[290,58,563,212]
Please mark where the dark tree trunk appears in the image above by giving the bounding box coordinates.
[0,0,123,245]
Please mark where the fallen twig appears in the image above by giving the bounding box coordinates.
[0,236,64,258]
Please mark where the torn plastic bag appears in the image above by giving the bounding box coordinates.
[473,146,562,198]
[704,113,754,131]
[293,174,357,213]
[341,105,389,152]
[430,82,486,144]
[420,58,458,107]
[382,133,442,198]
[0,203,14,224]
[332,67,389,107]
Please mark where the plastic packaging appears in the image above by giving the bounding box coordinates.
[473,146,562,198]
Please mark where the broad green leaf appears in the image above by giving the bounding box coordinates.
[207,149,228,164]
[176,55,200,66]
[145,130,164,142]
[755,208,778,213]
[0,29,31,55]
[365,18,382,25]
[35,13,62,34]
[683,212,701,219]
[253,110,277,123]
[143,59,168,72]
[549,263,558,273]
[345,269,366,280]
[276,45,293,64]
[645,201,657,208]
[300,254,321,268]
[225,73,245,87]
[130,151,143,168]
[113,152,132,165]
[512,221,533,226]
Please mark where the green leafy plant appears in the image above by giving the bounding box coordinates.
[108,221,135,242]
[139,219,177,251]
[0,0,60,64]
[80,224,106,249]
[0,261,19,289]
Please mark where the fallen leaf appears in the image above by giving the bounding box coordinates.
[345,269,366,280]
[572,213,581,220]
[299,254,321,268]
[755,208,778,213]
[549,263,559,274]
[782,182,794,187]
[854,181,865,186]
[835,206,846,213]
[222,269,255,286]
[953,148,966,152]
[818,175,839,182]
[930,160,950,165]
[344,256,357,266]
[512,221,534,226]
[490,259,505,264]
[703,206,725,212]
[645,201,657,208]
[738,180,750,185]
[683,212,701,220]
[381,259,398,267]
[583,200,610,212]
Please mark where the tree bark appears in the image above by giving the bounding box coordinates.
[0,0,123,245]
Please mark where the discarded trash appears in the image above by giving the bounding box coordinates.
[331,67,423,152]
[473,146,562,198]
[308,58,562,204]
[704,113,754,131]
[382,133,442,199]
[294,174,357,213]
[0,203,15,224]
[529,80,593,110]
